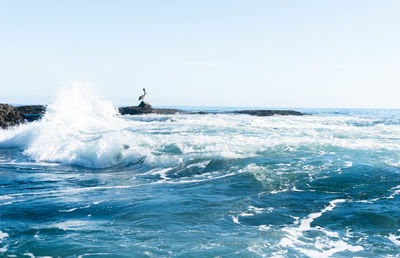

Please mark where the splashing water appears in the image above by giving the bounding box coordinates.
[0,84,137,167]
[0,85,400,256]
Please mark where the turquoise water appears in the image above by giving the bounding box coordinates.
[1,89,400,257]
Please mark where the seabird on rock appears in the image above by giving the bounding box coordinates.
[138,88,147,101]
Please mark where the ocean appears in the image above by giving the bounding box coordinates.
[1,88,400,257]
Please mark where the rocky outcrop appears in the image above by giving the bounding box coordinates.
[119,102,180,115]
[0,104,24,129]
[16,105,46,122]
[232,110,303,116]
[15,105,46,115]
[138,101,152,109]
[118,102,304,117]
[0,104,47,129]
[1,101,304,129]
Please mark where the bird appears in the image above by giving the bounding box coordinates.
[138,88,147,101]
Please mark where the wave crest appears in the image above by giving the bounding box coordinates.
[0,84,140,168]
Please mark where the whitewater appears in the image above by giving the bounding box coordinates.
[1,86,400,257]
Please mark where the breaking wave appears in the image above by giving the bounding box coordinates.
[0,84,137,167]
[1,84,400,256]
[1,84,400,170]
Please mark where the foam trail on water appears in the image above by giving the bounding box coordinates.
[0,230,8,253]
[2,83,400,170]
[0,231,8,241]
[387,231,400,245]
[278,199,363,257]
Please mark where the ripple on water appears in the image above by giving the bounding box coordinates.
[1,89,400,256]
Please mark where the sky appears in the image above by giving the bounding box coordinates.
[0,0,399,108]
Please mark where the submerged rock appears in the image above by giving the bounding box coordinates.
[232,110,303,116]
[0,104,24,128]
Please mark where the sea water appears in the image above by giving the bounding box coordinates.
[0,86,400,257]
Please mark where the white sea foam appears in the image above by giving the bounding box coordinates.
[0,231,8,242]
[343,161,353,168]
[387,185,400,199]
[186,160,210,169]
[0,196,13,201]
[1,83,400,170]
[297,199,347,231]
[0,230,9,253]
[48,219,102,231]
[278,199,363,257]
[258,225,272,231]
[240,206,273,220]
[0,84,145,168]
[240,212,254,217]
[232,216,241,225]
[140,167,171,180]
[356,197,380,204]
[248,206,271,214]
[387,231,400,245]
[0,201,15,206]
[59,208,78,213]
[78,253,112,258]
[0,245,7,253]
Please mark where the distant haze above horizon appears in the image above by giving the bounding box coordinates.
[1,0,399,108]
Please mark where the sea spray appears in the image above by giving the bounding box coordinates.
[44,83,119,131]
[0,84,142,167]
[26,84,139,167]
[2,88,400,169]
[1,98,400,256]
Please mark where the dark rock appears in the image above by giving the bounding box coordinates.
[118,102,304,117]
[15,105,46,115]
[0,104,24,129]
[15,105,46,122]
[152,108,181,115]
[119,106,153,115]
[138,101,152,109]
[20,114,44,122]
[119,102,180,115]
[232,110,303,116]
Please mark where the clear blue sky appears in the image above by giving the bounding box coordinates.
[1,0,399,108]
